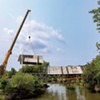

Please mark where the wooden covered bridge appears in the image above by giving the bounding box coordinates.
[47,66,83,82]
[18,54,84,82]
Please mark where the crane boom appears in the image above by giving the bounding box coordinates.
[0,9,31,75]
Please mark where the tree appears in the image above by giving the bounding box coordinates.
[6,68,17,78]
[0,77,8,90]
[5,72,45,99]
[90,0,100,50]
[90,0,100,32]
[83,55,100,91]
[20,62,49,74]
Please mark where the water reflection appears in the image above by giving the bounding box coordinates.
[47,84,66,100]
[31,83,100,100]
[66,87,77,100]
[75,87,85,100]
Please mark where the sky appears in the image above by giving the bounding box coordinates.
[0,0,99,70]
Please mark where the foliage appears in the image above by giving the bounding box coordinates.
[0,63,48,99]
[0,68,16,90]
[0,77,8,90]
[89,0,100,32]
[20,62,49,74]
[83,55,100,90]
[90,0,100,50]
[20,65,42,73]
[4,72,45,99]
[6,68,17,78]
[89,3,100,91]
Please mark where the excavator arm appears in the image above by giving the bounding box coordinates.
[0,9,31,75]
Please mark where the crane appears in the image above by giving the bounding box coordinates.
[0,9,31,75]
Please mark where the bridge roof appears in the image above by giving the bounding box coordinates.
[48,67,62,75]
[48,66,83,75]
[67,66,83,74]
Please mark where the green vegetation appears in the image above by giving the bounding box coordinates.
[0,68,17,91]
[20,65,44,73]
[4,72,45,99]
[83,0,100,92]
[83,55,100,92]
[0,77,8,90]
[6,68,17,78]
[90,1,100,32]
[20,62,49,74]
[0,62,49,99]
[90,0,100,50]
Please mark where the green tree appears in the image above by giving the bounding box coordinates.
[5,72,45,99]
[0,77,8,90]
[6,68,17,78]
[90,0,100,50]
[83,55,100,91]
[90,0,100,32]
[20,62,49,74]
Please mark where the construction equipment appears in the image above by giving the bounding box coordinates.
[0,9,31,75]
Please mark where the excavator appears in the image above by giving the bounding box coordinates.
[0,9,31,76]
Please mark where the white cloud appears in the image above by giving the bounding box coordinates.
[3,28,14,40]
[4,28,14,34]
[57,48,61,52]
[4,19,65,55]
[41,48,50,53]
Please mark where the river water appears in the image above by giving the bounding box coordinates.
[31,83,100,100]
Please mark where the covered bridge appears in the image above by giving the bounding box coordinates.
[18,54,44,65]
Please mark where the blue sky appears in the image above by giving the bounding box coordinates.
[0,0,99,70]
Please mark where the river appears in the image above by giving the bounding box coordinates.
[30,83,100,100]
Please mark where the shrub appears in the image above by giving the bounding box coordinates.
[20,62,49,74]
[0,77,8,90]
[4,72,45,99]
[83,55,100,91]
[6,68,17,78]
